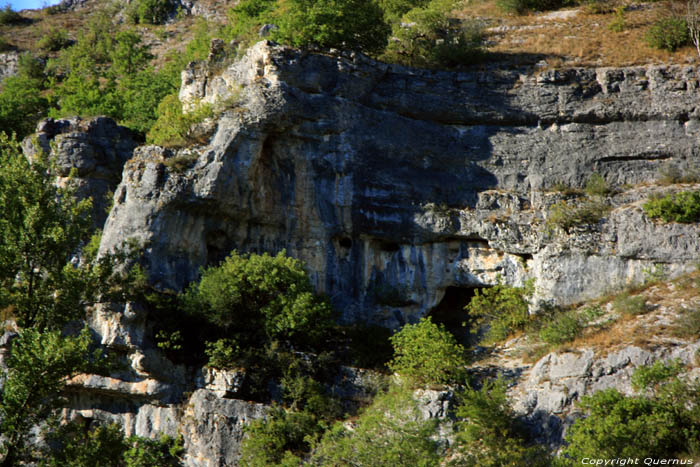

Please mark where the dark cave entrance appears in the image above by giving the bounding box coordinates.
[428,286,484,347]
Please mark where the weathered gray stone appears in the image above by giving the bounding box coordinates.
[100,42,700,328]
[23,117,138,228]
[181,389,266,467]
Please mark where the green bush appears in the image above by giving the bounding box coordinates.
[631,359,683,392]
[146,94,213,148]
[0,37,12,51]
[672,308,700,339]
[271,0,390,54]
[451,379,551,466]
[646,17,689,52]
[546,199,609,233]
[465,278,534,345]
[44,422,184,466]
[182,250,334,368]
[584,173,611,197]
[643,190,700,223]
[37,28,71,52]
[0,73,48,139]
[563,364,700,461]
[0,5,22,25]
[388,316,466,386]
[240,368,342,465]
[309,385,441,466]
[538,311,583,346]
[126,0,173,25]
[612,291,646,316]
[382,5,483,68]
[496,0,576,14]
[222,0,277,46]
[379,0,430,23]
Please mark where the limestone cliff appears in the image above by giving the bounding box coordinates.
[17,41,700,464]
[101,41,700,327]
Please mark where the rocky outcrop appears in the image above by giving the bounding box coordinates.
[23,117,138,228]
[100,41,700,328]
[24,40,700,463]
[0,51,18,84]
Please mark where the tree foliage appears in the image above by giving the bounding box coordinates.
[309,385,441,466]
[465,278,534,345]
[563,362,700,461]
[449,379,550,466]
[388,316,466,386]
[183,250,334,367]
[43,422,183,467]
[0,328,107,466]
[0,134,92,330]
[382,2,483,68]
[643,190,700,223]
[0,54,49,139]
[272,0,390,54]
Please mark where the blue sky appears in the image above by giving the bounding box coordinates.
[7,0,61,10]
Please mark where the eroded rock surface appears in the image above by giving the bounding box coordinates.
[101,42,700,327]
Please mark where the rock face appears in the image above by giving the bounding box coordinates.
[23,117,138,228]
[101,41,700,328]
[27,41,700,464]
[0,51,18,84]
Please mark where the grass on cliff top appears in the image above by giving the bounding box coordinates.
[460,0,699,68]
[1,0,699,70]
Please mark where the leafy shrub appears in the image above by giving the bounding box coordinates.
[563,364,700,461]
[646,17,690,52]
[451,379,551,466]
[271,0,390,54]
[388,316,466,386]
[0,74,48,138]
[119,68,175,134]
[240,368,342,465]
[37,28,71,52]
[538,311,583,346]
[630,359,683,392]
[146,94,214,147]
[496,0,575,14]
[379,0,430,23]
[608,6,627,32]
[546,199,609,233]
[612,291,646,316]
[0,37,12,51]
[672,308,700,339]
[465,278,534,345]
[584,173,611,197]
[126,0,173,25]
[643,190,700,223]
[0,5,22,25]
[44,422,183,466]
[382,5,483,68]
[222,0,277,46]
[182,250,334,368]
[309,385,441,466]
[0,328,108,465]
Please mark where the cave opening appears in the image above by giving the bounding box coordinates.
[428,286,485,347]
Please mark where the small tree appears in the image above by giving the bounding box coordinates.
[309,385,441,466]
[465,278,534,345]
[388,316,466,386]
[450,379,551,466]
[182,250,334,366]
[0,328,106,465]
[272,0,390,54]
